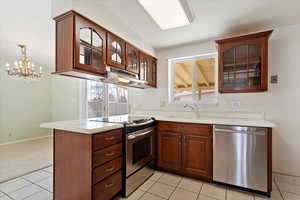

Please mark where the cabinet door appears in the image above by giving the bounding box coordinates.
[75,15,107,74]
[125,43,139,74]
[139,52,150,83]
[149,57,157,87]
[107,33,126,70]
[158,132,182,170]
[182,135,212,179]
[220,39,265,92]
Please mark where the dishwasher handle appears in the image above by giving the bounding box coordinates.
[214,128,266,136]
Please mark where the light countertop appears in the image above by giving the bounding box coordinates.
[40,115,275,135]
[40,120,123,134]
[153,115,275,128]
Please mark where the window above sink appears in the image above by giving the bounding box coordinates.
[168,53,218,104]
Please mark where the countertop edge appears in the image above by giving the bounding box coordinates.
[154,117,275,128]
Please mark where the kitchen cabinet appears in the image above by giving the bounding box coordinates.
[216,30,273,93]
[54,128,123,200]
[157,121,212,180]
[125,43,139,74]
[148,57,157,87]
[158,132,182,170]
[53,10,157,85]
[139,51,150,83]
[139,52,157,87]
[54,11,107,80]
[107,32,126,70]
[182,134,212,178]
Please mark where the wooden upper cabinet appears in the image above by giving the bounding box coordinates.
[54,11,107,80]
[125,43,139,74]
[75,15,107,74]
[107,32,126,70]
[149,57,157,87]
[216,30,273,93]
[53,10,157,84]
[182,135,212,179]
[139,52,157,87]
[139,51,150,83]
[158,132,182,170]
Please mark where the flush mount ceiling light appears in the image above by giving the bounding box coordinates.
[138,0,194,30]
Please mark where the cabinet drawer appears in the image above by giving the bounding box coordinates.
[93,129,122,151]
[93,158,122,184]
[93,171,121,200]
[158,122,181,133]
[183,124,211,136]
[93,143,122,167]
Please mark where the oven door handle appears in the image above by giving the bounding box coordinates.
[127,130,153,140]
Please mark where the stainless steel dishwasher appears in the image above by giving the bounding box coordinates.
[213,125,268,193]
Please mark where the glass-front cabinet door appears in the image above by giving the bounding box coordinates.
[222,43,262,90]
[217,30,272,93]
[125,43,139,74]
[107,32,126,70]
[139,52,149,83]
[149,57,157,87]
[75,15,107,74]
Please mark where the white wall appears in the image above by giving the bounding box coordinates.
[130,24,300,176]
[0,0,54,143]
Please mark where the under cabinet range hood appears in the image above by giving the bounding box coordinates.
[104,66,150,89]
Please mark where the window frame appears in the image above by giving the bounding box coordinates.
[168,52,218,105]
[79,80,129,119]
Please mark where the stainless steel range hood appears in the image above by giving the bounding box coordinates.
[104,66,150,89]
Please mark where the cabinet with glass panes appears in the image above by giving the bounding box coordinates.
[53,11,107,80]
[216,30,273,93]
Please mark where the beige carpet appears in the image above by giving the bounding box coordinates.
[0,137,53,183]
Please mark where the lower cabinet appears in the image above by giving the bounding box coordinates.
[158,132,182,170]
[157,121,212,180]
[54,128,123,200]
[182,135,212,179]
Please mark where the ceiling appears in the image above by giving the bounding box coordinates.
[101,0,300,49]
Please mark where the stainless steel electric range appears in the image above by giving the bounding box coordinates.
[91,115,156,197]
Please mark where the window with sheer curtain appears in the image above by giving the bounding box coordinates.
[84,81,129,118]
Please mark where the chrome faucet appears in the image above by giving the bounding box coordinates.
[184,104,200,118]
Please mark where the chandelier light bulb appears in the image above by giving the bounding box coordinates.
[5,45,42,80]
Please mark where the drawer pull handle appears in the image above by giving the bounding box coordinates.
[105,182,114,188]
[105,166,115,172]
[105,152,115,157]
[105,136,115,141]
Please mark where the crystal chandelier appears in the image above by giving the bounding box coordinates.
[5,45,42,80]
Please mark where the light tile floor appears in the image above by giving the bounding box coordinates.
[1,167,300,200]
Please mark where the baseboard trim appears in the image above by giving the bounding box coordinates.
[0,135,53,146]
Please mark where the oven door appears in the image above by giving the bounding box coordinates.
[126,127,154,177]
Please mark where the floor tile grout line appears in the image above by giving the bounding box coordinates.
[166,176,182,200]
[21,189,48,200]
[0,180,33,196]
[0,190,14,200]
[274,175,285,200]
[195,181,203,200]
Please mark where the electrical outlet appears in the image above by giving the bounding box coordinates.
[271,75,278,84]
